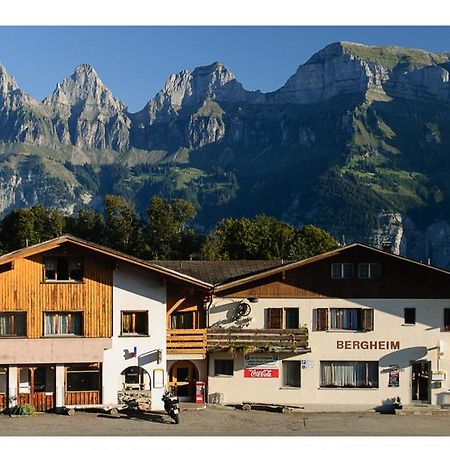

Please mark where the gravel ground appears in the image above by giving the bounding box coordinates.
[1,406,450,436]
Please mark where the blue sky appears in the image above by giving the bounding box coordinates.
[1,26,450,112]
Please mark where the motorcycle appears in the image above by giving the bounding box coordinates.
[162,390,180,424]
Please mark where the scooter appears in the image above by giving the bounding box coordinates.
[162,390,180,424]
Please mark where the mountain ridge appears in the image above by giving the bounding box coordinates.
[1,41,450,266]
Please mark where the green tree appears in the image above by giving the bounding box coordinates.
[104,195,140,253]
[146,196,197,259]
[289,224,340,260]
[0,205,66,252]
[0,208,38,252]
[202,215,339,261]
[66,209,105,243]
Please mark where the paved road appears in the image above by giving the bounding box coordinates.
[1,406,450,436]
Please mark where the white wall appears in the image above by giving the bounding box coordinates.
[208,296,450,408]
[103,263,167,411]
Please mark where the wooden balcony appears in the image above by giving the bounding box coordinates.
[167,329,207,355]
[207,327,309,353]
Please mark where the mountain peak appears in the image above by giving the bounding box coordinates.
[73,63,99,80]
[191,61,235,83]
[44,63,126,114]
[0,62,19,94]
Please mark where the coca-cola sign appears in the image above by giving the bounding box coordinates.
[244,354,279,378]
[244,368,279,378]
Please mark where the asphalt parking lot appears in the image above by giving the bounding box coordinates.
[1,406,450,436]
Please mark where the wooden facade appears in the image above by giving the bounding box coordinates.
[166,282,208,329]
[17,392,54,412]
[217,246,450,299]
[0,243,113,338]
[65,391,100,406]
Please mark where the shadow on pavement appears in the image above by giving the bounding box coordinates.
[96,409,173,424]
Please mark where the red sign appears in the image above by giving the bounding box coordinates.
[244,368,279,378]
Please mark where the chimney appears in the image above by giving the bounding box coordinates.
[382,241,392,253]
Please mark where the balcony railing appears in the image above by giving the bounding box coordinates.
[167,329,207,355]
[207,327,309,353]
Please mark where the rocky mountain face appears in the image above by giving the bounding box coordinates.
[2,42,450,266]
[43,64,130,150]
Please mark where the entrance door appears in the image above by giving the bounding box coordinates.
[169,361,198,401]
[411,361,431,403]
[17,366,55,411]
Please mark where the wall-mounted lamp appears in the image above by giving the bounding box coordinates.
[247,296,259,303]
[157,349,162,364]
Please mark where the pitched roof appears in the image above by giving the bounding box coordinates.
[214,242,450,292]
[153,260,284,285]
[0,235,212,289]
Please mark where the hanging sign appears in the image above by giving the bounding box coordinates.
[432,371,447,381]
[388,370,400,388]
[244,354,279,378]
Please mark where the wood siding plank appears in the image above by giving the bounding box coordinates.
[0,245,113,338]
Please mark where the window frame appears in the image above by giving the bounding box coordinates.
[170,311,194,330]
[320,361,379,389]
[282,360,301,388]
[266,307,300,329]
[316,308,374,332]
[43,311,84,337]
[66,364,101,392]
[120,310,149,337]
[0,311,27,337]
[331,263,353,280]
[214,359,234,377]
[43,256,84,283]
[358,263,381,280]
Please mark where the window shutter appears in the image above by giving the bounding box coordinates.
[361,309,374,332]
[316,308,329,331]
[267,308,283,329]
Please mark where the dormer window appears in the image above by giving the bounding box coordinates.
[44,257,83,282]
[331,263,353,279]
[358,263,381,280]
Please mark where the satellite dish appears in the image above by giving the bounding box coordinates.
[236,302,251,317]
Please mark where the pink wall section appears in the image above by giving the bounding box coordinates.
[0,338,112,364]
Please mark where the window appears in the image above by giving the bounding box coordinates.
[444,309,450,331]
[170,312,194,329]
[214,359,234,376]
[283,361,301,387]
[285,308,299,329]
[66,364,100,391]
[122,366,147,390]
[320,361,379,388]
[44,257,83,282]
[44,312,83,336]
[267,308,300,329]
[0,312,26,336]
[331,263,353,279]
[121,311,148,336]
[316,308,373,332]
[358,263,381,280]
[404,308,416,325]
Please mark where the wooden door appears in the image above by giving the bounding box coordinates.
[169,361,199,401]
[17,366,55,412]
